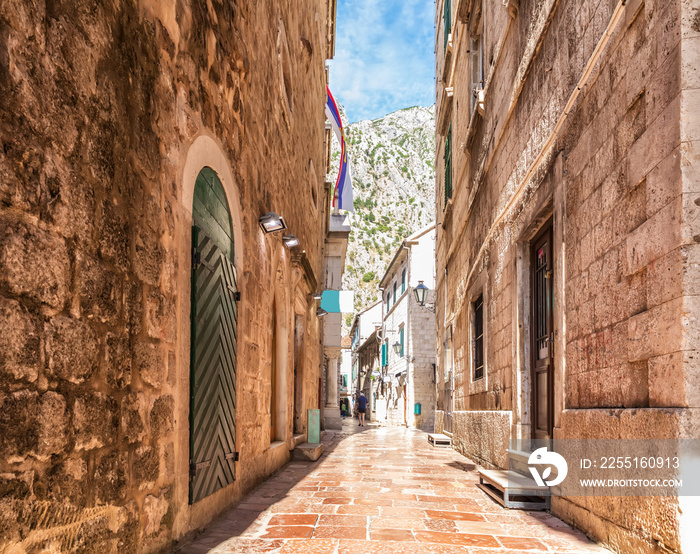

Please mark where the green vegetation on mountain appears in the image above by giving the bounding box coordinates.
[329,105,436,322]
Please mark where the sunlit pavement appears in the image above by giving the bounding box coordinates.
[177,420,608,553]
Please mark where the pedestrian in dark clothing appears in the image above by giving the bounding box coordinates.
[357,392,368,426]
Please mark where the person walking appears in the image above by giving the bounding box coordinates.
[357,392,368,427]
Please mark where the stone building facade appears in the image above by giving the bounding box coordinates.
[321,212,350,430]
[0,0,340,551]
[350,301,382,421]
[435,0,699,551]
[377,224,436,430]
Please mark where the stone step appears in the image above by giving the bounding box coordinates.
[477,469,550,510]
[292,434,306,447]
[507,448,533,477]
[291,442,324,462]
[508,448,561,482]
[428,433,452,448]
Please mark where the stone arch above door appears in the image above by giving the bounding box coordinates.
[182,134,243,268]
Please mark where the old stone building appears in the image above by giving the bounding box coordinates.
[435,0,699,552]
[376,224,437,430]
[0,0,341,551]
[350,301,382,421]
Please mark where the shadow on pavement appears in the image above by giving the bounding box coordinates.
[173,419,379,552]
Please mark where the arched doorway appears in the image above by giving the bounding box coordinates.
[189,167,239,504]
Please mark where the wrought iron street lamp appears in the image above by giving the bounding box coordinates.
[392,341,402,356]
[414,281,429,306]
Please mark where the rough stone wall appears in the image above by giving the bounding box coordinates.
[436,0,699,551]
[0,0,331,551]
[408,291,436,431]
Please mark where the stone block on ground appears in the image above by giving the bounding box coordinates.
[292,443,324,462]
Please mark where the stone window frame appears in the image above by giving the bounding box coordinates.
[443,324,454,384]
[443,125,453,210]
[277,19,295,127]
[308,160,319,214]
[473,292,485,381]
[466,270,488,396]
[443,0,452,51]
[468,1,485,117]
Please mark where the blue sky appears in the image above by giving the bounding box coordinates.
[329,0,436,123]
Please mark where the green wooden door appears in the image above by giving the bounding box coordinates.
[189,168,238,504]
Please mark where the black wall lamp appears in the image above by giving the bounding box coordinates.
[259,212,287,233]
[392,341,402,356]
[414,281,435,312]
[414,281,429,305]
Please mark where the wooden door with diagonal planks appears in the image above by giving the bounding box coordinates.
[189,167,238,504]
[190,226,238,502]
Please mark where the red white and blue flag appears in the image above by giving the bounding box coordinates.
[325,86,354,212]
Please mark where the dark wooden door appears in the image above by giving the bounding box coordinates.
[293,315,304,433]
[532,223,554,440]
[270,303,276,440]
[189,226,238,503]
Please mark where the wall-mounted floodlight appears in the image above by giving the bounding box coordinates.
[283,234,299,248]
[310,292,323,300]
[316,308,328,317]
[259,212,287,234]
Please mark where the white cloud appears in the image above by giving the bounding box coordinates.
[329,0,436,123]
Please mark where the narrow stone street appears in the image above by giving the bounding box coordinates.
[177,422,607,553]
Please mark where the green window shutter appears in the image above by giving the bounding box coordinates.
[393,282,397,304]
[399,327,405,358]
[401,269,406,294]
[444,0,452,51]
[381,343,387,367]
[444,125,452,208]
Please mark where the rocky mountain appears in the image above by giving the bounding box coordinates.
[329,105,436,325]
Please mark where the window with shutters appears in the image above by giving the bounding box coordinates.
[473,294,484,380]
[393,281,397,305]
[399,325,405,358]
[469,3,484,115]
[401,268,406,294]
[444,125,452,208]
[443,0,452,51]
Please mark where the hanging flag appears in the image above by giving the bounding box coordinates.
[325,86,354,212]
[320,290,355,313]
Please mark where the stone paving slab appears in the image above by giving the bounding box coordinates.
[175,422,610,553]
